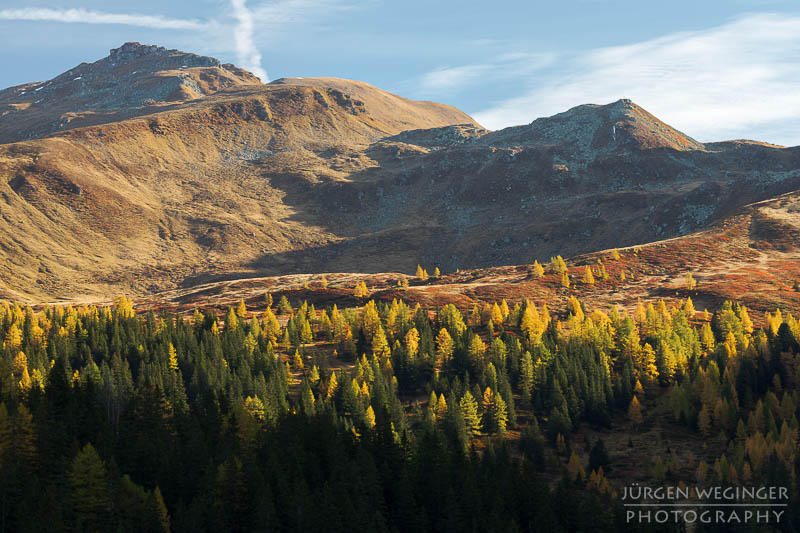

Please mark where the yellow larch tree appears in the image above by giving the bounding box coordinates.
[490,303,504,325]
[532,260,545,279]
[236,299,247,319]
[684,297,695,318]
[4,323,22,350]
[353,281,370,298]
[365,405,376,428]
[435,328,454,368]
[168,343,179,372]
[582,266,595,285]
[499,299,510,321]
[520,303,543,341]
[326,371,339,401]
[628,395,644,423]
[404,328,420,358]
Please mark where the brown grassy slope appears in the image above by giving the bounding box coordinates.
[0,75,478,302]
[131,190,800,320]
[270,77,480,134]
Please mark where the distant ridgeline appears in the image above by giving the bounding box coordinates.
[0,292,799,531]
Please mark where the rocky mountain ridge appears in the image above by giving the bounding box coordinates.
[0,43,798,303]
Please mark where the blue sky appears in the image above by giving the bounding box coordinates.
[1,0,799,145]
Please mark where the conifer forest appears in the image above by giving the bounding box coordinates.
[2,281,800,532]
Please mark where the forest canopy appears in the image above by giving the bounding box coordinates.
[0,294,799,532]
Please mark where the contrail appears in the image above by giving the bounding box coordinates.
[230,0,269,82]
[0,7,209,30]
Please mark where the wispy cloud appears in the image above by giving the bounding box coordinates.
[251,0,359,30]
[0,7,209,30]
[230,0,268,81]
[410,52,555,97]
[473,13,800,146]
[418,65,491,92]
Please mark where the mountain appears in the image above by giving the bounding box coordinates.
[0,43,798,302]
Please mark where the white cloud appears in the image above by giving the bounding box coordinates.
[419,65,491,92]
[230,0,268,81]
[411,52,555,96]
[251,0,359,29]
[473,13,800,146]
[0,7,209,30]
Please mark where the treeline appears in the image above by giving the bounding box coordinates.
[0,293,799,531]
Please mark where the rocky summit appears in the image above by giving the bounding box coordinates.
[0,42,262,144]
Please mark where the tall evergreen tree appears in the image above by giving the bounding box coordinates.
[460,391,482,438]
[69,443,111,532]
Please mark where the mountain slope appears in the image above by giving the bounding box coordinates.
[270,77,478,134]
[0,43,798,303]
[135,189,800,321]
[0,44,480,301]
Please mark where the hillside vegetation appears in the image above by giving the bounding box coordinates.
[1,279,799,531]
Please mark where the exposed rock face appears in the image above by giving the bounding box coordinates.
[0,43,798,302]
[107,42,220,68]
[385,124,489,149]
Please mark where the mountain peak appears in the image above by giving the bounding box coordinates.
[0,43,262,143]
[481,98,703,152]
[110,41,178,56]
[104,42,221,70]
[110,41,170,56]
[611,97,635,107]
[603,99,703,151]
